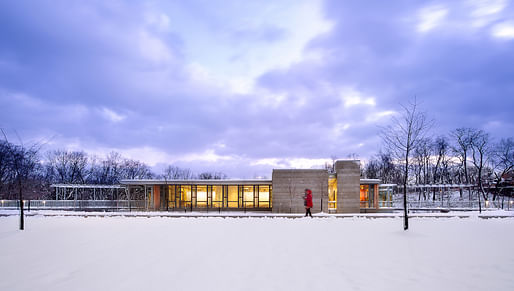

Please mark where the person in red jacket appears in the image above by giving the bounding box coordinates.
[303,188,313,217]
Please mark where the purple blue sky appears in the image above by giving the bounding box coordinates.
[1,0,513,178]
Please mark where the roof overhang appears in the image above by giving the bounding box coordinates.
[359,179,381,184]
[120,179,272,186]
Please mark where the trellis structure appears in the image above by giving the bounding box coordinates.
[51,184,128,200]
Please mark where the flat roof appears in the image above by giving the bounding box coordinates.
[120,179,273,186]
[359,179,381,184]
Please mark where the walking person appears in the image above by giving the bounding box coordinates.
[303,188,313,217]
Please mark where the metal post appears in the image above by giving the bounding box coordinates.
[144,185,147,211]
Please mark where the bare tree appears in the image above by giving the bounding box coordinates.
[364,159,379,179]
[122,159,153,180]
[431,136,450,201]
[0,140,12,197]
[1,130,41,230]
[413,138,431,200]
[491,138,514,204]
[364,151,402,184]
[450,128,474,199]
[469,129,491,213]
[380,99,432,230]
[197,171,227,179]
[47,150,89,184]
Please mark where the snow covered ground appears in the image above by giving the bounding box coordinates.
[1,215,513,291]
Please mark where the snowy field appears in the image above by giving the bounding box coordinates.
[1,215,513,291]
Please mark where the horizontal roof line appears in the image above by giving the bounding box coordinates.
[120,179,272,185]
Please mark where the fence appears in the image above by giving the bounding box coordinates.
[1,198,512,212]
[400,199,514,211]
[0,200,146,211]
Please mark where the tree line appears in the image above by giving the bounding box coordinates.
[0,141,226,200]
[365,126,513,203]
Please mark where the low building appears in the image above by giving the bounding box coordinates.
[120,160,392,213]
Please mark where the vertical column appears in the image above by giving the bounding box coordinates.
[335,160,361,213]
[374,184,379,209]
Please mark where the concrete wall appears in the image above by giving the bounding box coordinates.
[271,169,328,213]
[335,160,360,213]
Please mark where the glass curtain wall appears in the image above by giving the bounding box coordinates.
[378,185,393,207]
[180,185,192,208]
[227,186,238,208]
[258,186,270,208]
[242,186,254,208]
[168,185,176,208]
[197,185,207,207]
[360,185,375,208]
[328,176,337,210]
[360,185,369,208]
[212,185,223,208]
[144,184,272,209]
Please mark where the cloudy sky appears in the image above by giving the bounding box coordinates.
[1,0,513,178]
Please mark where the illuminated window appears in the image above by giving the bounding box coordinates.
[360,184,375,208]
[197,185,207,207]
[168,185,176,208]
[227,186,238,208]
[212,185,223,208]
[328,176,337,210]
[180,185,192,207]
[360,185,369,208]
[243,186,254,208]
[258,185,270,208]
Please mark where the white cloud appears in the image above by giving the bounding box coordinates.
[332,123,351,137]
[138,30,174,64]
[251,157,330,169]
[468,0,508,27]
[144,12,170,31]
[177,0,333,96]
[469,0,506,16]
[491,21,514,39]
[179,149,234,163]
[340,88,376,108]
[101,108,125,122]
[417,5,448,32]
[365,110,396,123]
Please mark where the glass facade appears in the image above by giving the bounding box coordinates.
[360,184,376,208]
[242,186,254,208]
[167,185,176,208]
[196,185,207,207]
[227,186,238,208]
[212,185,223,208]
[137,178,386,212]
[181,185,192,207]
[258,185,270,208]
[328,176,337,210]
[145,183,272,210]
[378,185,394,208]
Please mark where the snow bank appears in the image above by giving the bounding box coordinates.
[0,216,513,291]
